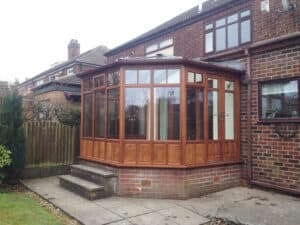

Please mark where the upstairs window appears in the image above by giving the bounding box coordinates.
[260,79,300,121]
[205,9,251,54]
[67,67,74,76]
[145,38,174,57]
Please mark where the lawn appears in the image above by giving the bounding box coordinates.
[0,188,64,225]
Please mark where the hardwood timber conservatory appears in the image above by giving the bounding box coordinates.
[78,57,243,168]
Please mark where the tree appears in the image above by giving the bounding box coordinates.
[0,91,25,179]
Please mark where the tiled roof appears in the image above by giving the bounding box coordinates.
[20,45,109,86]
[56,74,81,85]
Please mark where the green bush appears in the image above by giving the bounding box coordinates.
[0,145,12,183]
[0,91,25,179]
[58,108,80,126]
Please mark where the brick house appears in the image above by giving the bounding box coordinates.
[0,81,9,107]
[61,0,299,199]
[18,40,108,120]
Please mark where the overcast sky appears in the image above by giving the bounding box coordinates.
[0,0,205,83]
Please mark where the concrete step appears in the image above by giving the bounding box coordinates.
[70,164,118,195]
[71,164,116,178]
[59,175,108,200]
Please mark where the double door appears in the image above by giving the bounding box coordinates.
[206,75,240,161]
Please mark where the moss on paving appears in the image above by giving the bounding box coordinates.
[0,188,63,225]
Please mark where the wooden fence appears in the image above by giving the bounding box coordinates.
[24,122,79,168]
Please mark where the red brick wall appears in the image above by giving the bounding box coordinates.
[249,44,300,191]
[118,164,241,199]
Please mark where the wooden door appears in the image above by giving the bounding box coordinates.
[206,76,239,162]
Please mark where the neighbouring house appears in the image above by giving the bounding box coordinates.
[60,0,299,199]
[0,81,9,106]
[18,39,109,120]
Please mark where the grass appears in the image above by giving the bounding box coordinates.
[0,187,63,225]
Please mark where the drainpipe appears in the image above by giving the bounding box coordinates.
[245,49,252,183]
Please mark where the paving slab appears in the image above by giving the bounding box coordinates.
[108,203,152,218]
[159,205,209,225]
[22,176,300,225]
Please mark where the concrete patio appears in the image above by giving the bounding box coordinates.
[23,176,300,225]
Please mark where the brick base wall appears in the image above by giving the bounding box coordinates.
[80,160,241,199]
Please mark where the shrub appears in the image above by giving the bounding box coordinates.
[0,91,25,179]
[0,145,12,183]
[58,108,80,126]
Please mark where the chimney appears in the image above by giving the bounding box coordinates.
[68,39,80,60]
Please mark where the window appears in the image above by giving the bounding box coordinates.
[187,72,202,83]
[154,69,180,84]
[125,70,151,85]
[36,80,44,86]
[154,87,180,140]
[94,74,105,88]
[145,38,174,56]
[107,71,120,86]
[83,94,92,137]
[107,88,119,138]
[260,79,299,120]
[125,88,150,139]
[208,78,219,140]
[95,90,106,138]
[83,78,93,91]
[186,87,204,140]
[67,67,74,76]
[205,9,251,53]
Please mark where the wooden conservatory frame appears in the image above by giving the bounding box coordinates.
[78,58,243,168]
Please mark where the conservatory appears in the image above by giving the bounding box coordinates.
[78,57,243,168]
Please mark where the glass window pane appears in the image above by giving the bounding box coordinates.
[216,18,226,27]
[146,44,158,53]
[241,20,251,43]
[83,94,92,137]
[107,72,120,86]
[216,27,226,51]
[208,91,218,140]
[208,78,218,88]
[205,32,213,53]
[125,70,137,84]
[154,69,167,84]
[261,80,299,119]
[95,90,106,138]
[167,69,180,84]
[241,10,251,18]
[155,46,174,56]
[225,81,234,91]
[154,87,180,140]
[125,88,150,139]
[228,14,238,23]
[138,70,151,84]
[227,23,238,48]
[186,88,204,140]
[205,23,213,30]
[107,88,119,138]
[225,92,234,140]
[188,72,195,83]
[195,73,202,83]
[83,78,93,91]
[160,38,173,48]
[94,75,105,88]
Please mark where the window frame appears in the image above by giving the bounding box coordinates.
[145,38,174,57]
[258,77,300,123]
[204,8,252,55]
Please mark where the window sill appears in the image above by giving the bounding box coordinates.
[257,118,300,124]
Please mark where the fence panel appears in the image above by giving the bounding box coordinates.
[24,122,79,168]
